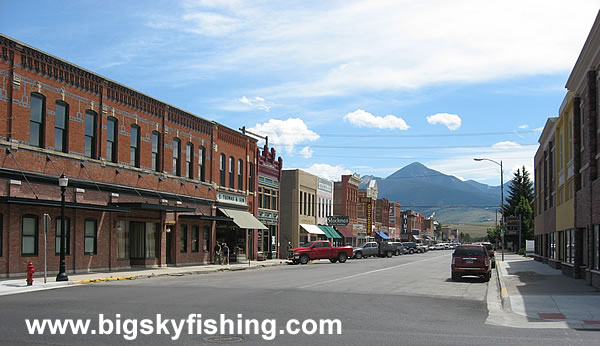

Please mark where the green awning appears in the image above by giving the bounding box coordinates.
[318,225,342,239]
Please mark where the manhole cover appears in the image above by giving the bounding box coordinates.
[203,335,244,343]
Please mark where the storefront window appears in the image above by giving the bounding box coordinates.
[117,221,129,259]
[594,225,599,270]
[145,223,157,258]
[203,226,210,252]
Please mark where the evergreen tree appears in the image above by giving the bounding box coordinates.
[502,166,534,249]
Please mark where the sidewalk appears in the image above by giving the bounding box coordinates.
[0,259,286,297]
[496,253,600,329]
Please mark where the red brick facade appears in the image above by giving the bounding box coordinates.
[0,35,261,276]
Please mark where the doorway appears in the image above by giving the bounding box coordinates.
[166,226,174,265]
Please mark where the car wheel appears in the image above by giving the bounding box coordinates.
[355,252,363,259]
[386,251,392,258]
[485,272,491,282]
[491,261,496,269]
[395,250,400,256]
[409,249,414,254]
[299,254,309,265]
[451,273,460,281]
[329,258,337,263]
[338,253,348,263]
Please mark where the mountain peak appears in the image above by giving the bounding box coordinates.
[388,161,438,179]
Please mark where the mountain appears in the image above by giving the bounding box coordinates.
[370,162,503,223]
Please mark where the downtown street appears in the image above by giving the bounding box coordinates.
[0,251,598,345]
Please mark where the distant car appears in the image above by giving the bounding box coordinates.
[475,242,495,268]
[389,242,406,256]
[451,244,491,281]
[416,244,428,253]
[433,243,445,250]
[401,242,419,254]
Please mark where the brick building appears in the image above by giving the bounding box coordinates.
[333,173,361,246]
[387,201,402,240]
[534,11,600,288]
[0,35,266,277]
[256,144,282,259]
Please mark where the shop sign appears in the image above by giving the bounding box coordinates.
[327,215,349,226]
[217,192,247,205]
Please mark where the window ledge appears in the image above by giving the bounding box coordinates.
[561,262,575,268]
[590,269,600,275]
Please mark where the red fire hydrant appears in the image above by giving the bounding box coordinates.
[26,261,35,286]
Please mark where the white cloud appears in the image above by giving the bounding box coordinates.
[248,118,319,154]
[492,141,521,149]
[238,96,271,112]
[343,109,409,130]
[151,1,599,97]
[518,124,529,129]
[426,113,462,130]
[299,146,313,158]
[303,164,352,181]
[534,127,544,132]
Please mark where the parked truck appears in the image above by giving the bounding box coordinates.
[287,240,353,265]
[352,241,395,259]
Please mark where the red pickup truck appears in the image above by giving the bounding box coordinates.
[288,240,353,265]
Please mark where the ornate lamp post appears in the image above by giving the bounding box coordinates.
[474,158,504,261]
[56,174,69,281]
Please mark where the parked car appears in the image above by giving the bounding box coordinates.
[389,242,407,256]
[433,243,445,250]
[475,242,495,268]
[288,240,353,265]
[353,241,395,259]
[401,242,420,254]
[451,244,491,281]
[417,244,428,253]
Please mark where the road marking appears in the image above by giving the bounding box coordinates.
[298,254,451,289]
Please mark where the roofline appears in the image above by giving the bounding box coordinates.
[565,10,600,94]
[1,33,253,140]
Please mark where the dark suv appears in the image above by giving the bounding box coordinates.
[451,244,491,281]
[401,242,421,254]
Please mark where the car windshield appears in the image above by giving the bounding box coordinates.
[453,246,486,257]
[299,242,314,248]
[357,243,366,248]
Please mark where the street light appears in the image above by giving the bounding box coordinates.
[474,158,504,261]
[56,174,68,281]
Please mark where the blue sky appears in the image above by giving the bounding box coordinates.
[2,0,599,185]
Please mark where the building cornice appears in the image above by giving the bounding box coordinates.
[566,10,600,95]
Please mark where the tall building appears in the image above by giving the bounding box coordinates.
[257,145,282,259]
[0,34,267,276]
[333,173,361,245]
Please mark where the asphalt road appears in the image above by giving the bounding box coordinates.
[0,250,597,345]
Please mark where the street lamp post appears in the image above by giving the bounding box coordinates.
[474,158,504,261]
[56,174,69,281]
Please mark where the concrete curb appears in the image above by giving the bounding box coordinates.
[495,259,511,313]
[70,261,285,286]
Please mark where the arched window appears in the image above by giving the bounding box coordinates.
[84,110,97,158]
[173,138,181,176]
[238,159,243,190]
[198,146,206,182]
[151,131,160,171]
[106,117,118,163]
[130,125,140,167]
[229,156,235,188]
[186,142,194,178]
[219,154,226,186]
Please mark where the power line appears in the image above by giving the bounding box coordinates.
[270,143,538,150]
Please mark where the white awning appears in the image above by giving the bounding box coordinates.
[300,224,325,235]
[218,208,268,230]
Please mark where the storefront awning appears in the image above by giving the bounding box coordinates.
[218,208,268,229]
[179,214,233,222]
[318,225,342,239]
[111,202,194,212]
[375,231,390,240]
[300,224,325,235]
[411,234,422,241]
[335,226,355,238]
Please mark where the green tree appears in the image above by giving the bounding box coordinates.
[487,224,501,243]
[502,166,534,250]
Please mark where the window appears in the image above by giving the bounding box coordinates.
[55,217,70,255]
[84,110,97,158]
[238,159,243,190]
[54,101,68,152]
[203,226,210,252]
[22,215,38,256]
[249,163,255,192]
[192,225,199,252]
[198,146,206,182]
[144,223,157,258]
[304,192,307,215]
[568,116,573,159]
[594,225,599,270]
[220,154,226,186]
[186,142,193,178]
[84,219,97,255]
[130,222,157,259]
[130,125,140,167]
[106,117,117,163]
[180,224,188,253]
[229,156,235,188]
[29,93,45,147]
[258,187,263,208]
[151,131,160,171]
[117,220,129,259]
[173,138,181,176]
